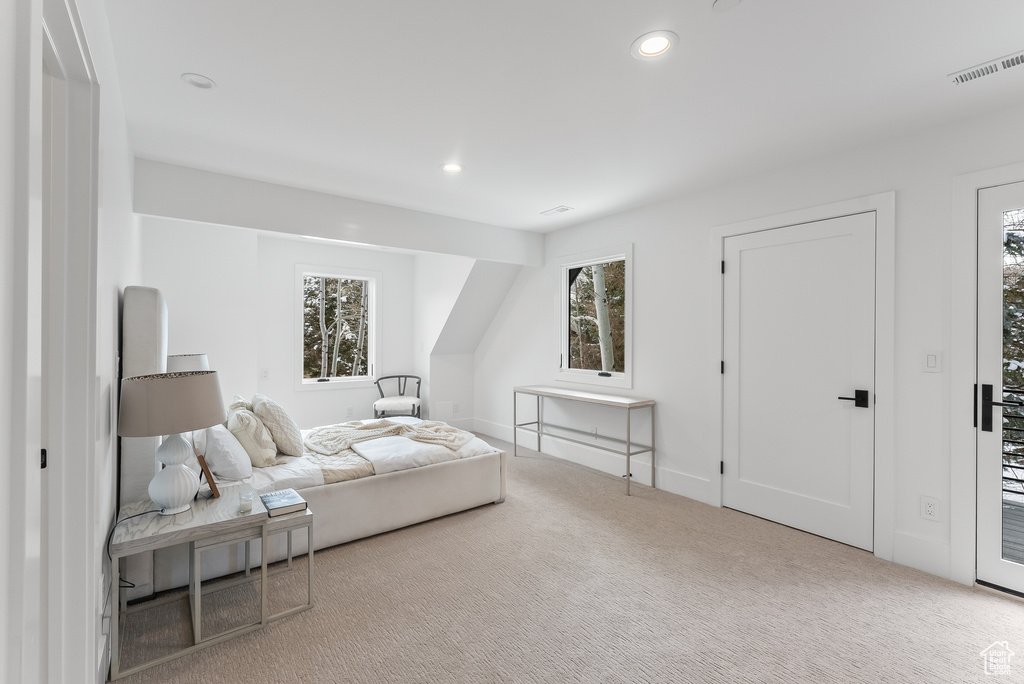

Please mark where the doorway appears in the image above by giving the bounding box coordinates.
[710,192,896,562]
[722,212,876,550]
[976,180,1024,593]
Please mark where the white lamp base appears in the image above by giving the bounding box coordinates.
[149,433,200,515]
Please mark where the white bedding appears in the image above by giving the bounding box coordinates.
[247,417,493,493]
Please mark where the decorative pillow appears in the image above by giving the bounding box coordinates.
[228,393,252,413]
[252,393,304,457]
[194,424,253,481]
[227,408,278,468]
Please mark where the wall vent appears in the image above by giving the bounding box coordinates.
[540,205,573,216]
[950,50,1024,84]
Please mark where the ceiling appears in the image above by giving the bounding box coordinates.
[104,0,1024,233]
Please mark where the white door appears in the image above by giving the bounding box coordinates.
[723,212,876,550]
[977,180,1024,593]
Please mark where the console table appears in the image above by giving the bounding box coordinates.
[108,492,313,680]
[513,385,655,495]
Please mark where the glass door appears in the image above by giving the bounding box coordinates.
[978,180,1024,592]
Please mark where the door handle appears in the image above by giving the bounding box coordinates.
[838,389,870,408]
[981,383,1023,432]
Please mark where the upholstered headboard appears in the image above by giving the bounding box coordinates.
[119,285,168,599]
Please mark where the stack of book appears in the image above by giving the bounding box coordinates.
[259,488,308,517]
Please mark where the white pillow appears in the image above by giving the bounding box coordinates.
[228,408,278,468]
[194,424,253,481]
[228,393,252,413]
[252,393,303,457]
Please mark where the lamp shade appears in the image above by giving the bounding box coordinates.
[118,371,227,438]
[166,353,210,372]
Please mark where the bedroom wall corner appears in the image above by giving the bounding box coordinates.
[78,0,142,678]
[412,252,475,419]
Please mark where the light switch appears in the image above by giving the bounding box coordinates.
[923,351,942,373]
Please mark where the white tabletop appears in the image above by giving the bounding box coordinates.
[112,494,267,557]
[514,385,655,408]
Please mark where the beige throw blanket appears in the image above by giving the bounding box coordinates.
[304,419,475,459]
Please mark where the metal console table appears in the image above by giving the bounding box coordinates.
[513,385,655,495]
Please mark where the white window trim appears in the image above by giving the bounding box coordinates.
[295,263,382,391]
[555,243,633,390]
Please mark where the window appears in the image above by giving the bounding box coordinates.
[558,245,632,388]
[298,267,378,386]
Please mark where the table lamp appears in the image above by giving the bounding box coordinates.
[166,353,210,372]
[118,371,227,514]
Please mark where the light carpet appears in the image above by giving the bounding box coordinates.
[118,436,1024,683]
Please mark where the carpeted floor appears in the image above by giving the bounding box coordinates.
[117,436,1024,683]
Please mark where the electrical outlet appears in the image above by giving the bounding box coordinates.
[261,367,269,380]
[346,406,354,418]
[921,496,940,521]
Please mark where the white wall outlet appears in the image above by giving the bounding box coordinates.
[453,402,460,415]
[923,351,942,373]
[921,495,940,520]
[346,406,354,418]
[261,367,269,379]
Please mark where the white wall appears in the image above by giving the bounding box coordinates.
[1,0,138,681]
[429,354,475,429]
[474,100,1024,581]
[1,1,35,680]
[138,218,416,429]
[255,233,414,427]
[138,216,259,402]
[412,253,474,417]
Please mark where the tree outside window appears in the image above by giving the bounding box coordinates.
[568,260,626,373]
[302,274,370,380]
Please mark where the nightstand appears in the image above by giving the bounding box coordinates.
[108,493,313,680]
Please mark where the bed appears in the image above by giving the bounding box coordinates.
[120,286,506,596]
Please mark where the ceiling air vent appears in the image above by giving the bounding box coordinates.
[950,50,1024,84]
[540,205,573,216]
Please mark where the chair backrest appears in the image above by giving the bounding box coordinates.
[375,374,421,399]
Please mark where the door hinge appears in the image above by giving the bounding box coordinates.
[721,260,725,274]
[720,460,724,475]
[721,361,725,374]
[41,448,47,469]
[974,383,977,428]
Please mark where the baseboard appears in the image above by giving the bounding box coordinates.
[474,419,513,444]
[657,468,714,504]
[892,530,952,580]
[474,419,713,502]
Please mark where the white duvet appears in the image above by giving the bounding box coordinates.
[249,417,495,493]
[351,433,495,474]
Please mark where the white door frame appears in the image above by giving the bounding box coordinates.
[950,162,1024,586]
[41,2,101,682]
[708,192,896,562]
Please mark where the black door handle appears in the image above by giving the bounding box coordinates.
[981,384,1023,432]
[838,389,869,408]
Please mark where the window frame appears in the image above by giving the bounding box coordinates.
[295,264,382,391]
[556,244,633,389]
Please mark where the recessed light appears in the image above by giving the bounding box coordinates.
[713,0,743,13]
[181,72,216,89]
[441,163,463,173]
[631,30,678,60]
